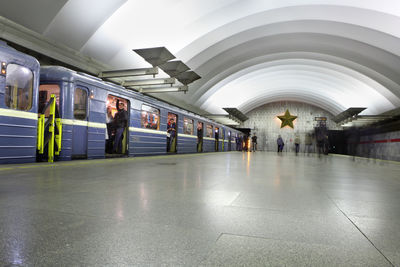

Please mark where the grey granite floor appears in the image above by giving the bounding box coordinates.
[0,152,399,266]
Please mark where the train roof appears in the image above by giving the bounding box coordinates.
[39,65,239,132]
[0,41,40,70]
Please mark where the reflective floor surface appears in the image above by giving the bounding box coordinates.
[0,152,399,266]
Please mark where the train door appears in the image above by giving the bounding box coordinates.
[39,84,61,115]
[38,84,61,160]
[105,95,130,156]
[72,86,88,158]
[197,122,203,152]
[215,127,219,151]
[167,113,177,153]
[228,131,232,151]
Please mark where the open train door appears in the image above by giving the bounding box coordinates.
[197,121,203,152]
[37,84,62,162]
[167,113,178,153]
[105,95,130,157]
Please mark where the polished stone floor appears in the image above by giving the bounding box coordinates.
[0,152,399,266]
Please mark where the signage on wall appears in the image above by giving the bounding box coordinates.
[314,117,327,121]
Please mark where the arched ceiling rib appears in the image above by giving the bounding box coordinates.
[194,54,400,109]
[239,94,345,116]
[180,5,400,65]
[180,32,400,115]
[2,1,400,117]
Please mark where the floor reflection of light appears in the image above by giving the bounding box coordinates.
[116,196,124,220]
[140,183,148,211]
[183,174,187,192]
[11,243,23,265]
[226,155,231,176]
[274,157,281,187]
[274,174,281,187]
[196,175,202,188]
[246,152,251,177]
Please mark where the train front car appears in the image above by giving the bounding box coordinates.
[0,41,40,164]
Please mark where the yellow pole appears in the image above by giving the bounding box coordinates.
[37,114,45,154]
[55,118,62,155]
[48,94,56,162]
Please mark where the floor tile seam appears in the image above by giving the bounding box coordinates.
[348,214,400,223]
[323,192,396,267]
[330,198,400,206]
[215,232,361,249]
[227,204,341,217]
[227,192,241,206]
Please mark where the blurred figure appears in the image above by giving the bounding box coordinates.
[294,133,300,156]
[347,127,360,161]
[304,132,313,156]
[277,135,284,154]
[167,118,176,152]
[251,133,258,152]
[315,126,327,158]
[323,134,330,155]
[197,123,203,152]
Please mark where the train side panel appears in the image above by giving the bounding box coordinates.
[129,102,167,156]
[0,42,40,164]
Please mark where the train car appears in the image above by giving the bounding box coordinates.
[0,41,40,164]
[39,66,241,161]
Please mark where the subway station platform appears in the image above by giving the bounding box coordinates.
[0,152,399,266]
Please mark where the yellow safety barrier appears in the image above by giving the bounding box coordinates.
[37,114,45,153]
[55,118,62,156]
[37,94,61,162]
[47,94,56,162]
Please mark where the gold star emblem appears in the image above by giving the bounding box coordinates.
[277,109,297,129]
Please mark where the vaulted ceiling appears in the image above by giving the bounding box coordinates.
[2,0,400,116]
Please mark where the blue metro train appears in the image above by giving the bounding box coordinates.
[0,41,242,164]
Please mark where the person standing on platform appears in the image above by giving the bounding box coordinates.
[106,106,114,153]
[113,100,128,154]
[167,118,176,152]
[294,133,300,156]
[304,132,313,156]
[197,123,203,152]
[277,135,284,154]
[251,133,258,152]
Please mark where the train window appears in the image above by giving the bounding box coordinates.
[183,117,194,135]
[74,88,87,120]
[39,84,60,116]
[206,124,213,138]
[4,64,33,111]
[141,104,160,130]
